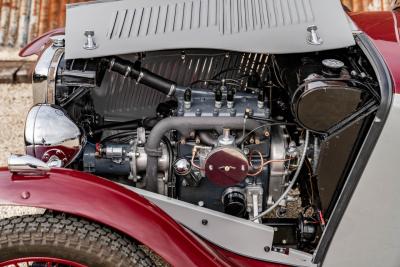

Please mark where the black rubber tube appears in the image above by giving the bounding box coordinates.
[144,117,263,192]
[198,132,218,146]
[103,57,176,96]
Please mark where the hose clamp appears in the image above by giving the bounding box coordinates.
[109,58,115,71]
[124,66,132,78]
[167,84,176,97]
[136,71,144,84]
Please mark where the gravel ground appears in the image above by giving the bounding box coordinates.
[0,83,35,219]
[0,83,32,167]
[0,48,36,61]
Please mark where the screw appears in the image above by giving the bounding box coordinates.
[21,191,30,200]
[195,109,202,117]
[202,219,208,225]
[84,30,94,37]
[264,246,270,252]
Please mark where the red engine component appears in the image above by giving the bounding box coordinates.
[204,147,249,186]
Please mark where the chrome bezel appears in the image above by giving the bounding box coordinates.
[32,35,65,105]
[24,104,84,167]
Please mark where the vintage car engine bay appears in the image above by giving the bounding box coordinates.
[26,40,381,255]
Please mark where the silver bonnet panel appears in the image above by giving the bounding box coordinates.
[65,0,355,59]
[128,186,316,267]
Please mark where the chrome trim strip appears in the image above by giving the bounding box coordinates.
[32,37,65,105]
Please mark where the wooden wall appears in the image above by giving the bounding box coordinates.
[0,0,86,48]
[0,0,394,48]
[343,0,392,11]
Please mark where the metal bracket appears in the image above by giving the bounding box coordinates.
[8,154,50,175]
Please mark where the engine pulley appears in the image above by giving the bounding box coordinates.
[204,147,249,186]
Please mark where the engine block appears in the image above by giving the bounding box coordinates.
[176,91,268,118]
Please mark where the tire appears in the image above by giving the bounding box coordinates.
[0,213,155,267]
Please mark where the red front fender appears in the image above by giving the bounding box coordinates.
[0,167,235,267]
[0,168,284,267]
[19,28,65,57]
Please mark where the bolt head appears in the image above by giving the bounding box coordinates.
[21,191,30,200]
[201,219,208,225]
[307,25,318,32]
[264,246,271,252]
[84,30,95,36]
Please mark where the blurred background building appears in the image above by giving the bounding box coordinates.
[0,0,396,48]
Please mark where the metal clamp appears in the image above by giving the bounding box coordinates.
[124,66,132,78]
[167,84,177,97]
[136,71,144,83]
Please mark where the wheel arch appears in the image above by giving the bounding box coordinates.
[0,168,232,267]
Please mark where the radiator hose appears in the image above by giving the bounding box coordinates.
[101,57,177,97]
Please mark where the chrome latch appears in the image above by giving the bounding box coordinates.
[83,30,98,50]
[307,25,323,46]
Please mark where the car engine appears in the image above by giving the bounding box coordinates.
[25,43,380,251]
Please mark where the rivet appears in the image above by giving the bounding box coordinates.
[202,219,208,225]
[264,246,270,252]
[21,191,30,200]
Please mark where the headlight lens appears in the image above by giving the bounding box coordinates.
[25,104,83,167]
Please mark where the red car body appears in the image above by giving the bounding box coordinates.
[3,10,399,267]
[350,11,400,93]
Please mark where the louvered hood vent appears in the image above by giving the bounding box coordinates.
[65,0,355,59]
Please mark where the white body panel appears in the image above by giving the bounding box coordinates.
[323,95,400,267]
[65,0,355,59]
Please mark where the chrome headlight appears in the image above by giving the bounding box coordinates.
[32,35,65,105]
[25,104,83,167]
